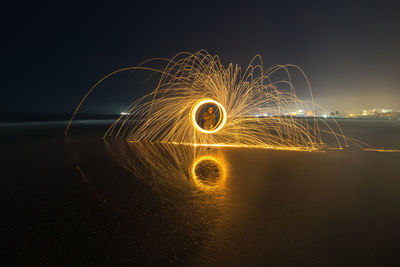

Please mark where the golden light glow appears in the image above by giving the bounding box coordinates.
[66,50,357,151]
[161,141,318,152]
[364,148,400,153]
[105,141,230,194]
[65,50,400,153]
[191,99,227,134]
[190,155,227,191]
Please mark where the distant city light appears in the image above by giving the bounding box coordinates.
[121,112,130,115]
[360,108,398,118]
[253,108,399,120]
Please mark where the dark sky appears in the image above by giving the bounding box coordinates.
[2,0,400,114]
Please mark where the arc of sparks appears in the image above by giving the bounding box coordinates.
[66,50,355,151]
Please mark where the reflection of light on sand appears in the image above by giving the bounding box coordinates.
[364,148,400,153]
[104,141,231,193]
[190,155,227,191]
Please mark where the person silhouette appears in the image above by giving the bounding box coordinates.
[203,107,216,130]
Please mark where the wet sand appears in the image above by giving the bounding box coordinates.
[1,120,400,266]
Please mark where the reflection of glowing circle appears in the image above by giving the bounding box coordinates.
[190,155,227,190]
[191,99,227,134]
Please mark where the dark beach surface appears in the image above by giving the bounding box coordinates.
[1,118,400,266]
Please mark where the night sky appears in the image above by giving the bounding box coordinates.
[2,0,400,114]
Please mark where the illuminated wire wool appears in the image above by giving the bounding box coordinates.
[67,50,349,151]
[191,99,227,134]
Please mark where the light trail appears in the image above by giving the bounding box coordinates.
[191,99,227,134]
[66,50,355,151]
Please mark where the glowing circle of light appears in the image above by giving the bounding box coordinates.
[191,99,227,134]
[190,155,227,190]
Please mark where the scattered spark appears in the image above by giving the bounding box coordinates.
[66,50,398,152]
